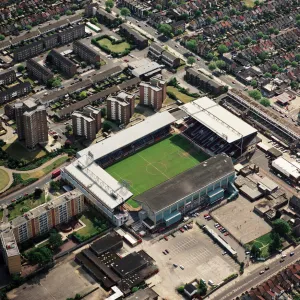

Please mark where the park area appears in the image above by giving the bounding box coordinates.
[167,86,197,103]
[2,141,46,163]
[106,134,209,208]
[97,38,131,54]
[246,232,273,258]
[0,168,10,191]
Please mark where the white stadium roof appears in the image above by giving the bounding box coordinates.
[180,97,257,143]
[78,111,176,161]
[64,155,133,210]
[272,157,300,180]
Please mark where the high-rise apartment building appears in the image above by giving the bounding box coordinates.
[12,190,84,244]
[107,91,135,125]
[23,105,48,149]
[72,105,101,140]
[139,75,167,110]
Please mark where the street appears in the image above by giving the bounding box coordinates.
[215,249,299,300]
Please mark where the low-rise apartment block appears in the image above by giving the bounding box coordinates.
[148,43,180,69]
[12,190,84,244]
[72,105,102,140]
[14,40,44,62]
[0,69,16,85]
[96,8,119,28]
[185,67,224,95]
[48,49,77,77]
[139,75,167,110]
[58,24,85,45]
[0,82,31,104]
[119,24,148,50]
[27,58,54,84]
[107,91,135,125]
[0,228,21,274]
[73,40,100,65]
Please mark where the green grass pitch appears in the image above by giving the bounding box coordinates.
[106,134,209,208]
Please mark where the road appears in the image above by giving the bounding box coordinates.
[215,249,299,300]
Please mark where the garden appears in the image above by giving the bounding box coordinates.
[92,35,132,57]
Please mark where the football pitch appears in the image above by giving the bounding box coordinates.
[106,134,209,208]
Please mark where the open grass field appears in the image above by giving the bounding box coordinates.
[246,232,273,258]
[20,156,68,180]
[2,141,46,163]
[8,193,48,221]
[167,86,196,103]
[0,169,10,191]
[98,38,131,53]
[106,134,209,207]
[243,0,255,7]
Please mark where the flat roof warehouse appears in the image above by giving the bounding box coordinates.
[181,97,257,143]
[78,111,176,161]
[135,154,234,213]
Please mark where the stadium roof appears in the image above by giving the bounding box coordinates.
[63,156,132,210]
[135,154,234,213]
[78,111,176,161]
[272,157,300,180]
[180,97,257,143]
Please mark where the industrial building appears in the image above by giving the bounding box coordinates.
[181,97,258,159]
[91,232,123,256]
[136,154,236,229]
[62,112,175,226]
[271,157,300,184]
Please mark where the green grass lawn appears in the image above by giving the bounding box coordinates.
[98,38,131,53]
[246,232,273,258]
[0,169,10,191]
[167,86,196,103]
[2,141,46,163]
[106,134,209,207]
[8,193,48,221]
[76,210,109,239]
[20,156,68,181]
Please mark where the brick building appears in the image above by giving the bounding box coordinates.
[27,58,54,84]
[0,69,16,85]
[13,40,44,62]
[107,91,135,125]
[72,105,102,140]
[73,40,100,65]
[119,23,148,50]
[0,82,31,104]
[139,75,166,110]
[47,49,77,77]
[57,23,85,45]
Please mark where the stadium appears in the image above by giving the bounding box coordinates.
[62,99,256,229]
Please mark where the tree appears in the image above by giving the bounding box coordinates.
[101,108,106,117]
[195,10,202,17]
[198,280,207,296]
[216,60,226,69]
[269,231,281,253]
[34,188,43,198]
[26,25,32,31]
[105,7,111,13]
[132,287,139,293]
[240,262,245,274]
[295,54,300,62]
[186,39,197,52]
[66,10,72,16]
[105,0,114,8]
[187,56,196,66]
[48,231,63,250]
[158,24,172,37]
[206,52,214,60]
[54,15,60,20]
[120,7,131,19]
[102,121,112,132]
[233,41,240,48]
[47,76,62,88]
[50,180,60,191]
[80,61,87,68]
[95,61,101,69]
[248,89,262,101]
[291,61,298,68]
[208,62,216,71]
[0,34,4,41]
[27,247,52,265]
[217,44,229,55]
[271,64,279,72]
[257,31,264,39]
[17,64,25,72]
[156,4,162,11]
[260,97,271,107]
[264,72,272,78]
[273,219,291,235]
[79,91,87,100]
[250,79,258,87]
[291,81,299,90]
[251,244,261,258]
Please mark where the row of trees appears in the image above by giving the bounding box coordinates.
[248,90,271,107]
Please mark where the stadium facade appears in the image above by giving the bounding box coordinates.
[62,112,176,226]
[181,97,258,159]
[136,154,237,229]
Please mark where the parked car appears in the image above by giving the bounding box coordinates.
[165,249,169,254]
[180,228,184,233]
[180,265,184,270]
[224,232,229,236]
[265,266,270,270]
[290,252,295,256]
[259,270,264,275]
[162,251,166,255]
[164,236,168,241]
[173,264,178,267]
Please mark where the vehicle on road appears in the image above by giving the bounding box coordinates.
[165,249,169,254]
[52,169,61,179]
[180,265,184,270]
[180,228,184,233]
[164,236,168,241]
[162,251,166,255]
[259,271,264,275]
[280,258,285,263]
[282,254,287,258]
[224,232,229,236]
[290,252,295,256]
[265,266,270,270]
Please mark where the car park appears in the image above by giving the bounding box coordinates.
[180,265,184,270]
